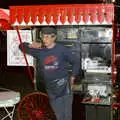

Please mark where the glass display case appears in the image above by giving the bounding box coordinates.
[80,26,112,105]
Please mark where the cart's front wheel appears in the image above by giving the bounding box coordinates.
[17,92,56,120]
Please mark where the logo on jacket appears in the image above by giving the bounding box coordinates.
[43,56,59,70]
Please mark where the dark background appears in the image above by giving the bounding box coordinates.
[0,0,115,9]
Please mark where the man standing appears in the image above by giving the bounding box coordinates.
[19,27,80,120]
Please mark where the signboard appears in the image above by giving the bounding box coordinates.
[7,30,33,66]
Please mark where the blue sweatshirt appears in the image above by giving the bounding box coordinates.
[19,42,80,96]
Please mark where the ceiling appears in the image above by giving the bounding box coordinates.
[0,0,114,9]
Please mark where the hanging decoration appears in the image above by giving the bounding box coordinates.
[9,4,114,26]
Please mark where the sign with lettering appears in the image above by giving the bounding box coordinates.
[7,30,33,66]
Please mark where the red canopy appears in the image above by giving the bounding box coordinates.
[9,4,114,26]
[0,9,9,20]
[0,8,11,30]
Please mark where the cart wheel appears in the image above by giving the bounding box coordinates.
[17,92,56,120]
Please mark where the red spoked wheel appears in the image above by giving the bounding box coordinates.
[17,92,56,120]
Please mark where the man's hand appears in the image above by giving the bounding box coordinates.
[29,41,42,48]
[70,76,75,86]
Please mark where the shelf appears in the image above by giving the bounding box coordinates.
[57,40,79,42]
[82,80,112,84]
[82,42,111,44]
[82,99,111,106]
[115,54,120,57]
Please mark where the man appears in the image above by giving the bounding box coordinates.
[19,27,80,120]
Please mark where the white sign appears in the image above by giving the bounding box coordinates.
[7,30,33,66]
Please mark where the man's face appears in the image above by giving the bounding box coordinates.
[41,34,56,47]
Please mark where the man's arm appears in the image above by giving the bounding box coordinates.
[63,47,80,84]
[28,41,42,48]
[19,42,42,57]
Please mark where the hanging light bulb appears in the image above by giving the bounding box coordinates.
[112,0,115,2]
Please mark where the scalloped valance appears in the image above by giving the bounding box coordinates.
[10,4,114,26]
